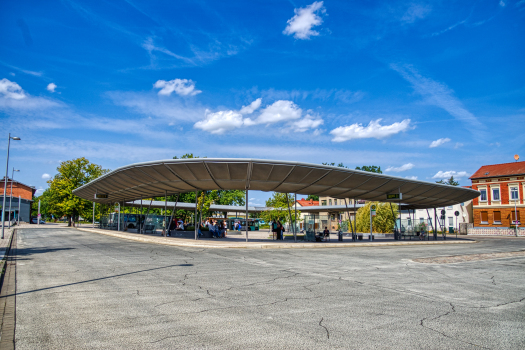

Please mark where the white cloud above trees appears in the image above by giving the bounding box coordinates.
[330,119,411,142]
[154,79,202,96]
[386,163,414,172]
[194,99,323,134]
[46,83,57,93]
[0,78,26,99]
[194,110,244,134]
[244,100,302,125]
[429,137,451,148]
[283,1,326,40]
[432,170,469,179]
[239,98,262,114]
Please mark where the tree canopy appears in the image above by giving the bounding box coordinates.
[355,165,382,174]
[435,176,459,186]
[355,201,398,233]
[35,157,110,225]
[259,192,300,225]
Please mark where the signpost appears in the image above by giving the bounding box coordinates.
[94,193,108,199]
[370,204,376,241]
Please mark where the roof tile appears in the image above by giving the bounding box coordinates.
[470,161,525,179]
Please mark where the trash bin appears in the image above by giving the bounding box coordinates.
[449,227,454,234]
[338,231,343,241]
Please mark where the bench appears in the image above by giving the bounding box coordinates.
[400,227,418,240]
[143,224,156,234]
[315,231,330,242]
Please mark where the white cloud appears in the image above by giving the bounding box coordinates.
[283,1,326,40]
[194,110,244,134]
[499,0,506,7]
[429,137,451,148]
[239,98,262,115]
[391,64,483,131]
[386,163,414,172]
[432,170,469,180]
[41,173,51,179]
[46,83,57,93]
[405,175,418,180]
[154,79,202,96]
[454,142,463,149]
[401,4,432,23]
[330,119,411,142]
[0,78,26,99]
[35,187,44,196]
[244,100,302,125]
[288,115,324,132]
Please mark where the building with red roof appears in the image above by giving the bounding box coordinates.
[470,161,524,227]
[295,198,319,207]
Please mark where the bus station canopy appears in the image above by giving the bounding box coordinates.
[73,158,479,209]
[124,200,367,213]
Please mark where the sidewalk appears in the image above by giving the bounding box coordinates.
[0,226,14,260]
[73,227,476,249]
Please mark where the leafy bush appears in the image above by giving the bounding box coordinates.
[356,202,398,233]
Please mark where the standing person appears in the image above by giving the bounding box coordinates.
[168,218,176,237]
[271,220,278,240]
[277,220,283,240]
[223,220,228,238]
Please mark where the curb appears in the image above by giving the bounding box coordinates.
[76,227,477,249]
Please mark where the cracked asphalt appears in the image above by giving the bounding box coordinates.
[15,228,525,349]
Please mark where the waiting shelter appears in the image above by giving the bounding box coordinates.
[73,158,480,242]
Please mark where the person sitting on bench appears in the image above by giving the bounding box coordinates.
[323,227,330,241]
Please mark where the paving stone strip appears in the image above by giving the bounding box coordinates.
[413,250,525,264]
[0,229,16,350]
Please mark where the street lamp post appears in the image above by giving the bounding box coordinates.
[8,168,20,228]
[2,134,21,239]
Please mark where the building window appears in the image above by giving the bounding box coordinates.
[510,186,519,201]
[493,211,501,224]
[511,210,521,225]
[480,189,487,201]
[329,199,332,206]
[480,211,488,224]
[321,200,327,206]
[448,217,453,226]
[427,218,432,227]
[420,218,424,224]
[492,188,500,201]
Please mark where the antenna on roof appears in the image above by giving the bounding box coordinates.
[515,154,520,162]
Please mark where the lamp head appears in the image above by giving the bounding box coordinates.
[13,169,19,172]
[11,137,21,140]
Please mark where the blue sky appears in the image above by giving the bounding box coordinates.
[1,0,524,206]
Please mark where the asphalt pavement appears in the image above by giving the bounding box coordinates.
[14,227,525,349]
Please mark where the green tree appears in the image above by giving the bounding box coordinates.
[260,193,300,225]
[435,176,459,186]
[306,194,319,201]
[355,165,382,174]
[49,158,110,226]
[355,202,398,233]
[322,162,348,168]
[31,189,53,219]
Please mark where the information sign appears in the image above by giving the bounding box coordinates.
[94,193,109,199]
[386,193,402,200]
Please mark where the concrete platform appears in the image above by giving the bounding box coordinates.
[74,227,476,249]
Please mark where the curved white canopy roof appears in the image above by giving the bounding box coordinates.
[73,158,479,209]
